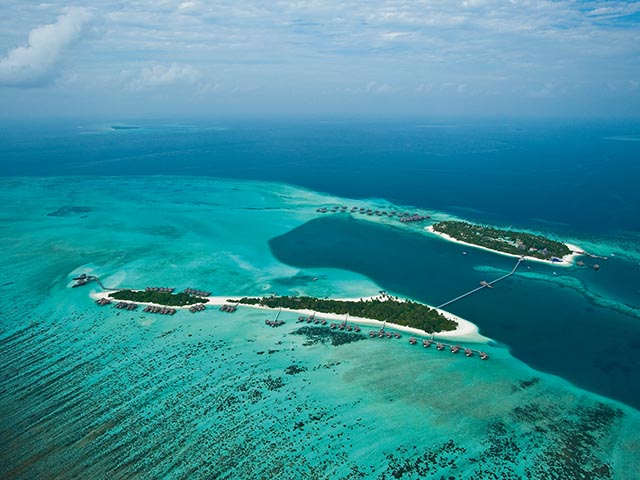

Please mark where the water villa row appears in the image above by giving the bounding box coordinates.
[292,314,489,360]
[399,214,431,223]
[266,308,285,327]
[72,273,105,289]
[189,304,206,313]
[368,329,400,339]
[409,337,489,360]
[219,304,237,313]
[316,205,431,221]
[115,302,138,311]
[145,286,175,293]
[144,305,177,315]
[184,287,212,297]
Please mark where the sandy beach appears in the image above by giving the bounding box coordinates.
[90,291,489,343]
[425,225,584,267]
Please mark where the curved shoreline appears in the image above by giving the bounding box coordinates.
[425,225,583,266]
[90,291,490,343]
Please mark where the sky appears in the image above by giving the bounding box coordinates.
[0,1,639,118]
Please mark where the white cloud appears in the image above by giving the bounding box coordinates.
[121,63,205,90]
[0,7,93,87]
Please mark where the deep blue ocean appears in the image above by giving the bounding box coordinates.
[1,118,639,478]
[2,118,640,236]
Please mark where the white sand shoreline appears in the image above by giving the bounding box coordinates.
[90,291,490,344]
[425,225,584,267]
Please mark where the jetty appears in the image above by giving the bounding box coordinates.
[437,257,524,309]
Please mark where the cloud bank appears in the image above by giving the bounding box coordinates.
[0,7,92,87]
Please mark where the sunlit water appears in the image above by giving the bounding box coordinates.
[0,176,638,479]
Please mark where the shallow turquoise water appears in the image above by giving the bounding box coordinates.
[0,176,638,479]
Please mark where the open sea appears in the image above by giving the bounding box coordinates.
[0,119,639,478]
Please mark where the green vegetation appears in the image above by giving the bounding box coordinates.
[235,296,456,333]
[432,220,571,260]
[109,289,205,306]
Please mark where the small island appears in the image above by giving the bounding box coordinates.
[109,289,206,306]
[430,220,575,262]
[234,295,457,333]
[111,125,141,130]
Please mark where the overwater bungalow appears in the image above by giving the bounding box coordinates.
[422,339,431,348]
[436,343,444,351]
[464,348,473,357]
[480,352,489,360]
[394,332,401,339]
[369,330,375,338]
[353,325,361,333]
[451,345,461,354]
[409,337,417,345]
[330,323,337,329]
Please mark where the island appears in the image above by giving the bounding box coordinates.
[111,125,141,130]
[429,220,581,264]
[109,289,206,306]
[233,295,457,333]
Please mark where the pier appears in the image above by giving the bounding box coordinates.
[436,257,524,309]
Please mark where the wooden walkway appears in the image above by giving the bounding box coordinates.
[436,257,524,309]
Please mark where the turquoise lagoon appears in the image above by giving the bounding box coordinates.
[0,176,638,479]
